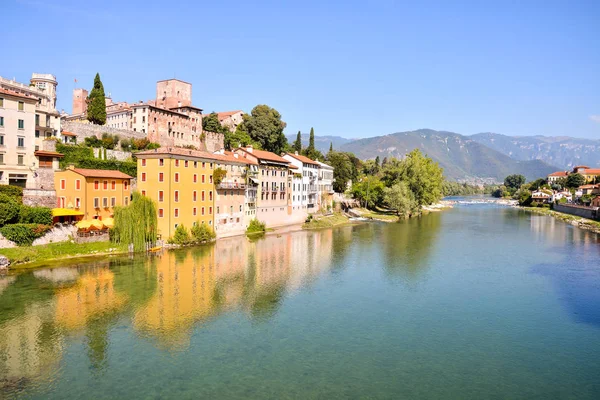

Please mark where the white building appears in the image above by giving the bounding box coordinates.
[316,160,335,212]
[283,152,320,214]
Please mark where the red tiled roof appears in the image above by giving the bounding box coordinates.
[0,87,38,101]
[135,147,257,165]
[579,184,599,189]
[235,147,290,164]
[61,131,77,137]
[205,111,243,121]
[35,150,63,158]
[548,171,568,177]
[289,165,299,169]
[71,168,132,179]
[284,152,319,165]
[573,165,590,170]
[580,169,600,175]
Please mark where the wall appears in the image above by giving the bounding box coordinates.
[204,131,224,153]
[23,188,57,208]
[61,121,147,142]
[554,204,598,220]
[0,225,78,248]
[92,148,132,162]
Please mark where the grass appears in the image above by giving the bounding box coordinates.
[1,240,128,268]
[522,206,600,232]
[303,213,352,229]
[355,207,399,222]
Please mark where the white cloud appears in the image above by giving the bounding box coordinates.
[590,115,600,123]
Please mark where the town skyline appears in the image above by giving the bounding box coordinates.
[4,0,599,140]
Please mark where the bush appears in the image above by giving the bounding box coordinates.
[190,222,216,243]
[168,224,192,245]
[0,194,20,227]
[246,219,266,234]
[19,206,53,225]
[0,224,51,246]
[0,185,23,200]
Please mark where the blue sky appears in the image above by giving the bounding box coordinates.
[4,0,599,139]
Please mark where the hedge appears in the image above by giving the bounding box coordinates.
[0,224,51,246]
[0,185,23,201]
[19,206,53,225]
[0,194,20,227]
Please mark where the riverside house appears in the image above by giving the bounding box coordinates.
[54,166,132,220]
[283,152,321,215]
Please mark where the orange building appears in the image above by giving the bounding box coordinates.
[54,166,132,219]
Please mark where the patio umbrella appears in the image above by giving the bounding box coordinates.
[102,217,115,228]
[76,220,92,230]
[89,219,104,230]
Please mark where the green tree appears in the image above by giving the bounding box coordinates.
[293,131,302,153]
[528,178,546,191]
[303,127,322,160]
[566,173,585,188]
[111,192,158,251]
[351,176,384,209]
[226,124,257,150]
[202,112,222,133]
[383,182,417,217]
[326,151,360,193]
[87,73,107,125]
[0,194,20,227]
[329,142,333,152]
[504,174,526,190]
[375,156,380,168]
[241,105,288,154]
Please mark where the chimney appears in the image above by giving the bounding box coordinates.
[67,164,75,170]
[234,153,239,159]
[294,151,298,155]
[246,145,253,153]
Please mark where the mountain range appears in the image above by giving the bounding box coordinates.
[288,129,598,182]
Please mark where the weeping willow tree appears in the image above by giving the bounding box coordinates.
[112,192,157,251]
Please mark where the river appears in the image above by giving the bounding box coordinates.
[1,203,599,399]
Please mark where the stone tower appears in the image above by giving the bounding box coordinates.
[30,73,58,111]
[72,88,88,115]
[155,79,192,109]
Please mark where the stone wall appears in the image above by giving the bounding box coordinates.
[74,234,110,244]
[23,188,57,208]
[554,204,599,220]
[205,131,225,153]
[92,148,132,161]
[0,225,78,248]
[62,121,147,142]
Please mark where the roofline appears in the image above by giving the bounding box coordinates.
[156,78,191,85]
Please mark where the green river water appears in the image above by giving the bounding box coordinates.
[1,203,599,399]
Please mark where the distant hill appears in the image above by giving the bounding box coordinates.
[337,129,558,182]
[469,133,600,170]
[285,134,354,154]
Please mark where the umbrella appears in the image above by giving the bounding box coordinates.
[89,219,104,230]
[102,217,115,228]
[76,220,92,230]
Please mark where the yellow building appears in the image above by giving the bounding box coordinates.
[54,166,132,219]
[136,147,222,240]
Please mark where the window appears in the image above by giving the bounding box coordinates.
[159,172,164,182]
[0,136,3,146]
[209,175,213,184]
[175,159,180,167]
[239,205,242,212]
[111,197,116,207]
[193,191,197,201]
[94,180,99,190]
[18,101,24,111]
[141,172,146,182]
[217,206,220,213]
[94,198,99,208]
[141,190,146,196]
[35,130,39,138]
[0,98,3,107]
[0,117,3,127]
[193,174,197,183]
[175,173,179,182]
[158,209,164,218]
[175,191,180,202]
[35,114,40,126]
[124,196,129,205]
[103,181,108,190]
[76,179,81,190]
[0,153,4,164]
[142,159,146,167]
[159,159,164,166]
[202,207,205,215]
[158,190,164,202]
[202,191,205,201]
[103,198,108,208]
[209,191,213,201]
[17,155,24,165]
[17,137,24,147]
[185,160,188,168]
[60,179,66,190]
[76,198,81,208]
[18,120,24,129]
[202,175,205,183]
[124,181,129,190]
[174,209,179,217]
[194,161,197,168]
[111,180,116,190]
[209,206,212,214]
[193,207,197,216]
[202,162,205,168]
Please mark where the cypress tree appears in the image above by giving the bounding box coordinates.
[308,127,315,152]
[329,142,333,152]
[87,73,107,125]
[293,131,302,153]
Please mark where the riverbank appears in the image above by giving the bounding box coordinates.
[1,241,128,269]
[352,201,454,222]
[302,213,356,229]
[521,206,600,234]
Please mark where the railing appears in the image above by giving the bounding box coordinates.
[218,182,246,189]
[308,185,318,193]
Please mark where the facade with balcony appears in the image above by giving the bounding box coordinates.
[283,152,321,214]
[317,161,335,212]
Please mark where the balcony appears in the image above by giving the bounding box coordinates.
[308,185,318,193]
[218,182,246,190]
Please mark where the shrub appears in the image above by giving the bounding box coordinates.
[213,168,227,185]
[0,224,51,246]
[168,224,192,245]
[0,185,23,200]
[558,197,567,204]
[0,194,20,227]
[19,206,53,225]
[246,219,266,234]
[190,222,216,243]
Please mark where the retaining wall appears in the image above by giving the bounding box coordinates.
[23,188,57,208]
[554,204,599,220]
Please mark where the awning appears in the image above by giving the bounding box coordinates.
[52,208,84,217]
[249,177,259,184]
